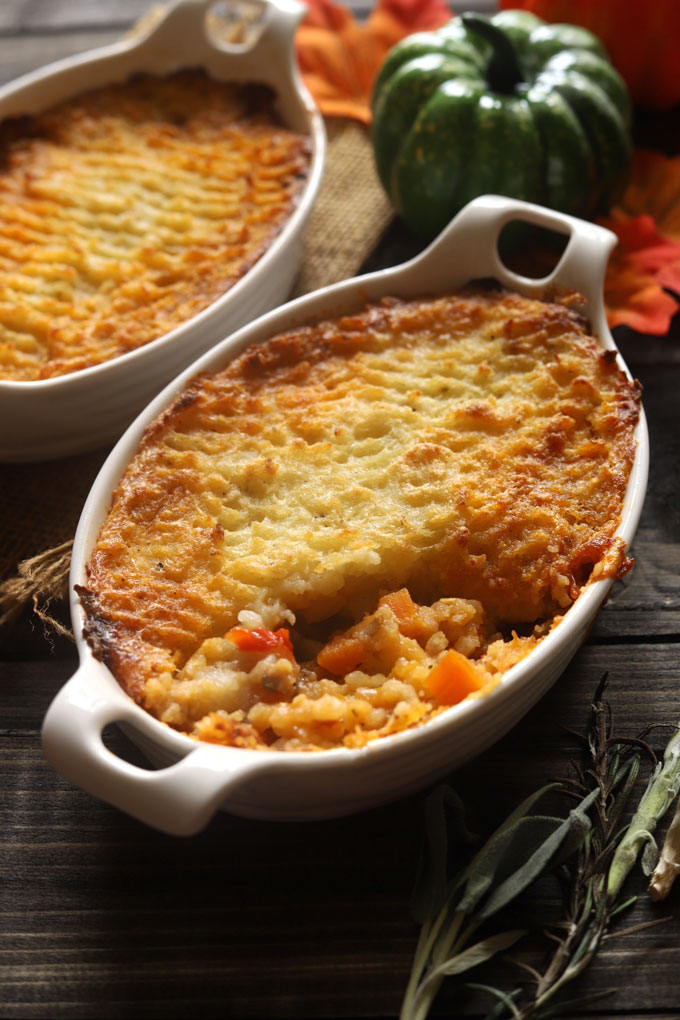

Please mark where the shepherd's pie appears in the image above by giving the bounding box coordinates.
[78,285,641,751]
[0,70,311,381]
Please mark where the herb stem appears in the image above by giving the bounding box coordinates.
[400,904,465,1020]
[400,925,432,1020]
[404,908,467,1020]
[526,907,607,1018]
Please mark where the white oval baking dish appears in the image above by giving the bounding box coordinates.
[0,0,325,463]
[42,195,649,836]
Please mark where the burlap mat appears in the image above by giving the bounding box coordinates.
[0,117,394,630]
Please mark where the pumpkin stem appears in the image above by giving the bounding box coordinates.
[461,13,525,94]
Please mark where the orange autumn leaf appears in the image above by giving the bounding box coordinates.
[296,0,452,123]
[601,151,680,334]
[612,150,680,243]
[601,215,680,334]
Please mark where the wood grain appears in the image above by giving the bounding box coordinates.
[4,647,680,1018]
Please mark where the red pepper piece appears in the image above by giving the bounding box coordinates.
[226,626,295,659]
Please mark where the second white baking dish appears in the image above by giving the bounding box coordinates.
[0,0,325,462]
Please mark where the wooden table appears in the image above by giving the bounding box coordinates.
[2,3,680,1018]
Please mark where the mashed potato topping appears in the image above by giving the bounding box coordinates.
[78,286,640,750]
[0,70,310,381]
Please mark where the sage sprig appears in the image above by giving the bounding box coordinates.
[400,677,680,1020]
[490,680,660,1020]
[401,782,598,1020]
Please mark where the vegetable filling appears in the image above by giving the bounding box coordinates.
[144,587,549,751]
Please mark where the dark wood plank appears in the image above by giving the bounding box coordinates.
[589,357,680,639]
[3,644,680,1018]
[0,0,385,36]
[0,29,127,86]
[0,0,153,34]
[0,0,496,36]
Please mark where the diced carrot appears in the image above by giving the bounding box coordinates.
[425,649,485,706]
[378,587,424,638]
[317,633,365,676]
[226,626,295,659]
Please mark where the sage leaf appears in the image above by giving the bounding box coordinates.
[641,831,660,875]
[458,815,564,914]
[469,983,523,1019]
[477,786,599,922]
[453,784,561,912]
[455,785,561,886]
[419,929,526,988]
[410,785,478,923]
[410,931,528,1018]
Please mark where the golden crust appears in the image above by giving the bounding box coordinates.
[78,285,641,750]
[0,70,311,381]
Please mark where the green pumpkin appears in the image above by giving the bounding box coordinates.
[371,9,631,239]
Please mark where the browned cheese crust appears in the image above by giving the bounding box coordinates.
[78,286,641,750]
[0,70,311,381]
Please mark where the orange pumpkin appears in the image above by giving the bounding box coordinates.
[500,0,680,110]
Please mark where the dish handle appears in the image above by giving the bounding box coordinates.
[137,0,306,69]
[41,665,261,836]
[417,195,617,328]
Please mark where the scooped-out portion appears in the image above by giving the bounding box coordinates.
[77,285,641,751]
